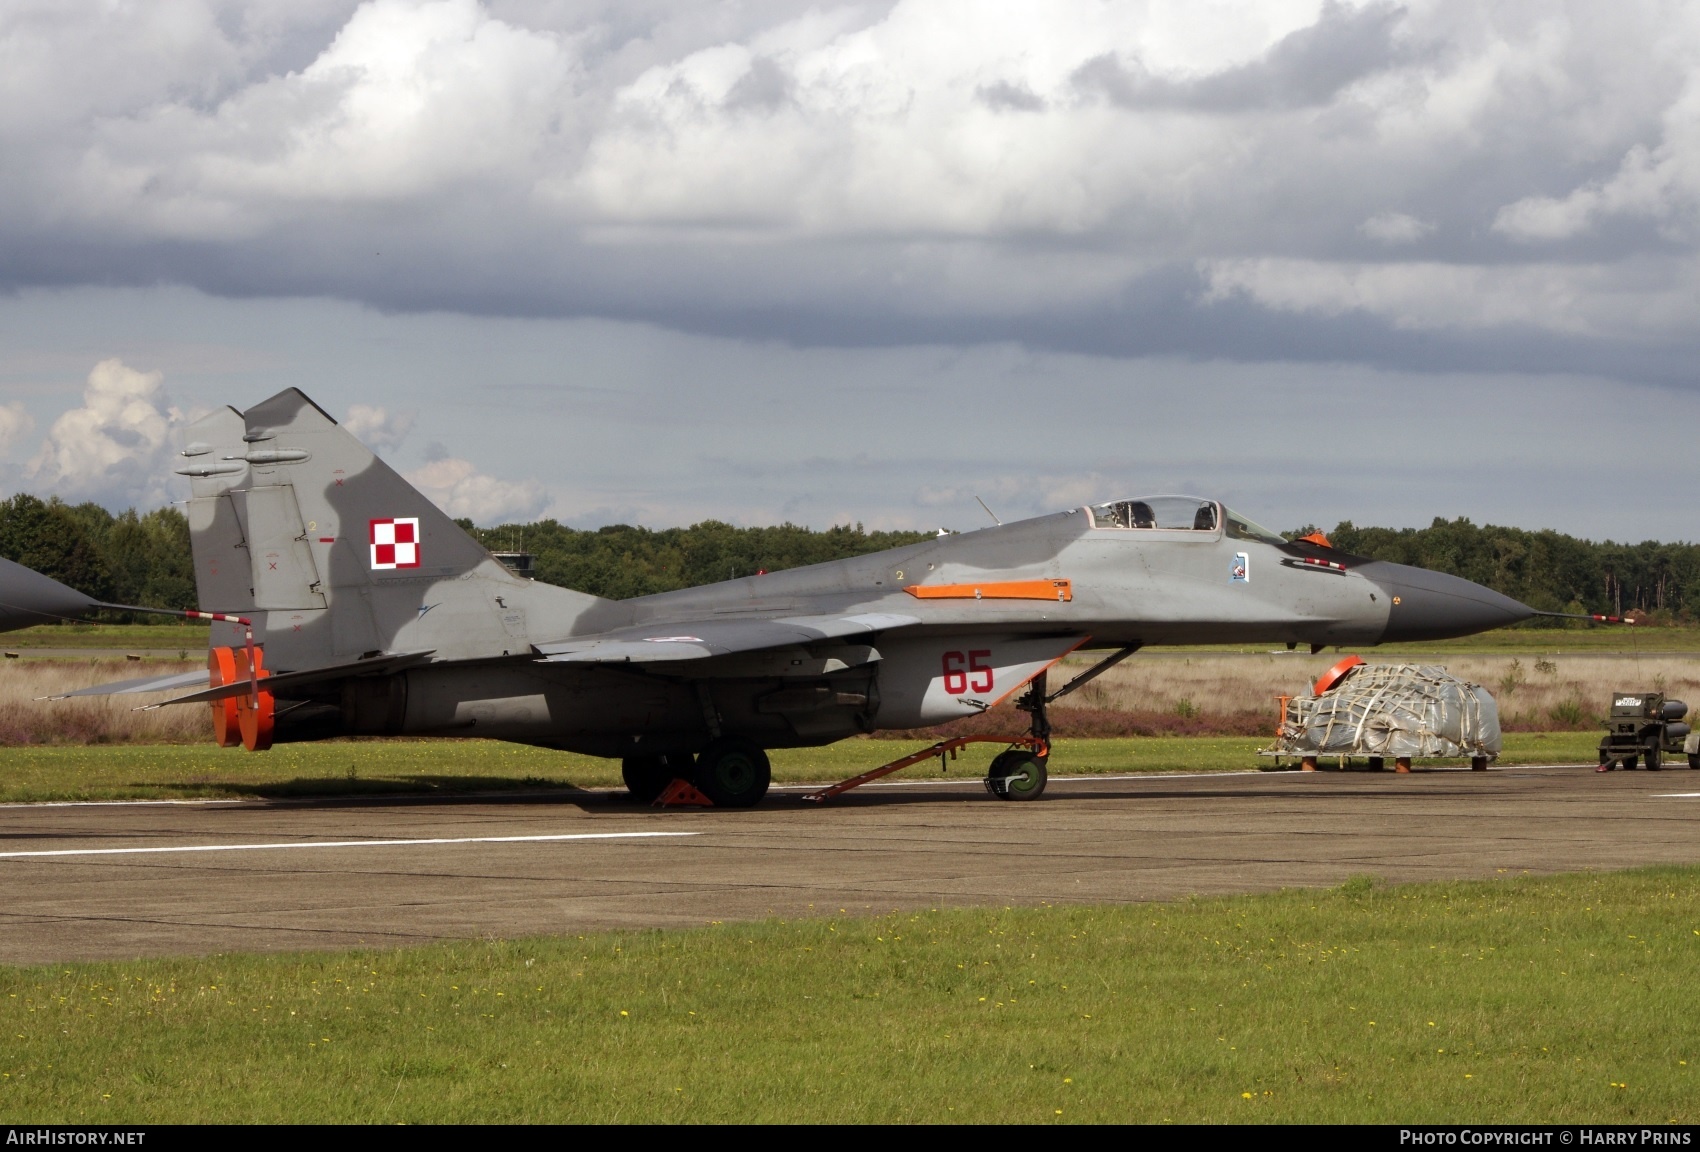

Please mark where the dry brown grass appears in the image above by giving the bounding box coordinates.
[897,651,1700,739]
[0,660,210,745]
[1047,651,1700,734]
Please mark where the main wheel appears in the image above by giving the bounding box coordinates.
[1645,747,1662,771]
[621,755,681,803]
[1621,754,1638,771]
[986,750,1048,801]
[1688,753,1700,770]
[692,738,771,808]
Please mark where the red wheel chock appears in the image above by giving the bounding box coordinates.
[653,778,714,807]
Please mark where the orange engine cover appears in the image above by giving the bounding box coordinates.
[232,646,275,752]
[207,647,240,748]
[209,645,274,751]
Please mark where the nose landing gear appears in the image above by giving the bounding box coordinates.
[985,749,1048,800]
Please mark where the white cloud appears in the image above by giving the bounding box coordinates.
[63,0,574,237]
[24,359,184,508]
[1359,211,1435,244]
[404,454,547,524]
[1494,67,1700,243]
[343,402,414,452]
[0,1,1631,245]
[5,0,1700,371]
[1199,255,1700,339]
[0,403,34,459]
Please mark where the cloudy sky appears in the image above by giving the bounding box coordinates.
[2,0,1698,540]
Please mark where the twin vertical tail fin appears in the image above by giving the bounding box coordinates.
[180,388,568,672]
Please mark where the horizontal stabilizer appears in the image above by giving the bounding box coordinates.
[45,669,212,700]
[536,612,921,664]
[140,651,436,709]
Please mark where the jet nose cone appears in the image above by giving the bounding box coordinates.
[0,557,99,632]
[1361,561,1535,643]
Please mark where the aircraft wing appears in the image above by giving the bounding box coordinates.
[46,669,213,700]
[48,651,435,706]
[47,612,922,704]
[140,650,437,707]
[534,612,923,664]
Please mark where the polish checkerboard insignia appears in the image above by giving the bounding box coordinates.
[370,518,421,570]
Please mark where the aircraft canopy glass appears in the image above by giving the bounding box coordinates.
[1090,496,1219,531]
[1223,508,1287,545]
[1089,497,1290,545]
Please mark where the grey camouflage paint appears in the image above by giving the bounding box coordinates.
[39,388,1533,759]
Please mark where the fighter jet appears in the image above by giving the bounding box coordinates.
[3,389,1544,807]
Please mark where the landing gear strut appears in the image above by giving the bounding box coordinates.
[992,671,1054,801]
[989,645,1141,802]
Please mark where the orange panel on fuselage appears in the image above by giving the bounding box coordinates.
[903,579,1072,602]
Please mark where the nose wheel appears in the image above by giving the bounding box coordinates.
[985,750,1048,800]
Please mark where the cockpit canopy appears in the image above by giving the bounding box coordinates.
[1087,496,1286,545]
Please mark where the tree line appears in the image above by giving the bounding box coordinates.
[2,492,1696,625]
[458,518,933,600]
[0,494,195,618]
[1320,518,1700,625]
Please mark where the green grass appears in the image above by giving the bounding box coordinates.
[0,733,1607,804]
[3,867,1696,1123]
[0,623,210,650]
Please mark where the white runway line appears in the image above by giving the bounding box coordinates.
[0,830,698,860]
[1653,793,1700,798]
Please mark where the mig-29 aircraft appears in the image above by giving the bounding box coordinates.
[0,389,1540,807]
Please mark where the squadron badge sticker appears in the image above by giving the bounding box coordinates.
[370,517,422,570]
[1230,552,1249,583]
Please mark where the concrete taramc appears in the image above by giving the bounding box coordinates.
[3,765,1697,965]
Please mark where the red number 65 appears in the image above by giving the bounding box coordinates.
[941,650,994,695]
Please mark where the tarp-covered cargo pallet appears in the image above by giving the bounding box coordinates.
[1261,661,1500,773]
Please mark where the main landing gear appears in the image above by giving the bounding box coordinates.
[622,739,771,808]
[693,738,772,807]
[630,647,1142,808]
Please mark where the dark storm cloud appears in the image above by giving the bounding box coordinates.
[2,0,1699,388]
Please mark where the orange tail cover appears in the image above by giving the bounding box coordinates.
[904,579,1072,602]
